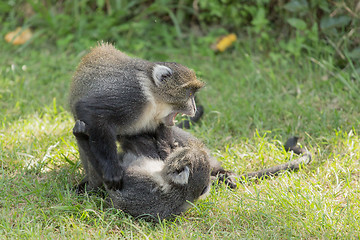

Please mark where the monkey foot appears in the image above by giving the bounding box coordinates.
[73,120,89,139]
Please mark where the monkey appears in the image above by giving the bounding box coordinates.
[72,120,311,220]
[69,43,205,190]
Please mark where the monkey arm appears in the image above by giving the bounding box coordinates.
[154,124,175,159]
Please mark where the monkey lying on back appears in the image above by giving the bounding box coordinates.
[69,43,204,190]
[73,120,311,220]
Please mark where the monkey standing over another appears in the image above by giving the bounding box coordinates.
[69,43,204,190]
[73,120,311,220]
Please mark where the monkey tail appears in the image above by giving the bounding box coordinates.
[239,136,312,180]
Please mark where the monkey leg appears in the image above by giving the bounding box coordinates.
[73,120,103,193]
[88,125,123,190]
[75,145,103,193]
[73,120,123,190]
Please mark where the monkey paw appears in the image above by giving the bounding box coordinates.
[103,167,124,190]
[217,171,238,189]
[73,120,89,139]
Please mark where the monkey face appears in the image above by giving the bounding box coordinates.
[150,62,204,126]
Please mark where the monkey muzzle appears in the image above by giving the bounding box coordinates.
[162,97,197,126]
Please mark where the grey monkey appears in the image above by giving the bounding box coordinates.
[69,43,204,190]
[73,120,311,220]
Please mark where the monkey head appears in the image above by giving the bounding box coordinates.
[150,63,205,126]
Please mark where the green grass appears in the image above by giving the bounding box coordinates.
[1,37,360,239]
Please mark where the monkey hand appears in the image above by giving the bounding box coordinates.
[103,166,124,190]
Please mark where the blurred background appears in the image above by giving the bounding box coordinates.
[2,0,359,66]
[1,0,359,139]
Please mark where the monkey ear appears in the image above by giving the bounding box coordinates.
[169,166,190,185]
[152,65,173,86]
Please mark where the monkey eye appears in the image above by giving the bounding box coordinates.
[186,88,196,98]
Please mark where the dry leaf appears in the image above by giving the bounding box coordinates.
[211,33,237,52]
[5,27,33,45]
